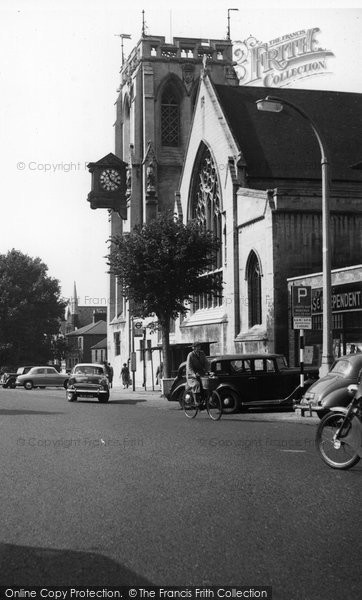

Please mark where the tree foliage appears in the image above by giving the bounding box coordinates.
[107,213,223,376]
[0,249,67,365]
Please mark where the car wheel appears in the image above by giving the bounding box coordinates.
[63,380,68,389]
[67,392,77,402]
[24,381,33,390]
[98,393,110,403]
[218,389,240,414]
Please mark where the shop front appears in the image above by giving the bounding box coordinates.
[288,265,362,368]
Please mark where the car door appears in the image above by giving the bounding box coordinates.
[46,367,61,386]
[254,358,284,401]
[32,368,46,385]
[218,359,257,403]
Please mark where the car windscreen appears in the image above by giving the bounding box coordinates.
[74,366,104,376]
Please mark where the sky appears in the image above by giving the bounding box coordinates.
[1,0,361,309]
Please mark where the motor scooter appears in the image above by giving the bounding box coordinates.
[315,378,362,469]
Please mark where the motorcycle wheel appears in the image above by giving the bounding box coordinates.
[315,411,361,470]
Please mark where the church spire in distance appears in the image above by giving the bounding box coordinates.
[71,281,79,315]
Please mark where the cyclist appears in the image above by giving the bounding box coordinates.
[186,341,210,406]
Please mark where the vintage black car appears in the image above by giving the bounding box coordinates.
[66,363,110,403]
[295,354,362,418]
[165,354,318,414]
[1,366,33,389]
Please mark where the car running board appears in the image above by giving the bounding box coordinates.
[242,399,286,407]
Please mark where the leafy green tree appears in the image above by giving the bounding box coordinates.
[107,213,222,377]
[0,249,67,365]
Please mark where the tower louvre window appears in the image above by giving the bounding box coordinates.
[161,89,180,146]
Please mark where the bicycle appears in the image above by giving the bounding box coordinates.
[182,374,223,421]
[315,382,362,470]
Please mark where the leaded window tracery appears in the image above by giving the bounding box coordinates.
[161,88,180,146]
[191,147,223,309]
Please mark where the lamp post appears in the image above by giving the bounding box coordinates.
[256,95,333,376]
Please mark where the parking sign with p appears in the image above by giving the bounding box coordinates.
[292,286,312,329]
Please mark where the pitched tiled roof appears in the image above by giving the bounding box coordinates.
[66,320,107,337]
[91,337,108,349]
[214,84,362,182]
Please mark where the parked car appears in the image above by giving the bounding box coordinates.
[1,371,18,389]
[16,366,69,390]
[1,366,34,389]
[166,354,319,414]
[295,354,362,418]
[66,363,110,403]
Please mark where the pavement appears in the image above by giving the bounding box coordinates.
[109,383,321,425]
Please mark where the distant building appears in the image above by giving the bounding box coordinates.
[65,320,107,369]
[62,282,107,335]
[91,337,108,364]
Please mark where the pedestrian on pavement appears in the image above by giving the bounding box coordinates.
[155,362,163,387]
[121,363,131,388]
[103,361,111,379]
[107,362,114,388]
[186,341,209,404]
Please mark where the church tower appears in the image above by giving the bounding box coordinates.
[115,34,237,225]
[108,30,238,374]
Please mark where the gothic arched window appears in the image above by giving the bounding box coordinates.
[191,146,223,309]
[247,251,262,327]
[161,86,180,147]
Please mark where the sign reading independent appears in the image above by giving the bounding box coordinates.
[292,286,312,329]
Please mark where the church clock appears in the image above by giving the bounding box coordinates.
[87,153,128,218]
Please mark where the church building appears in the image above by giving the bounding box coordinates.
[107,34,238,383]
[99,31,362,386]
[173,75,362,367]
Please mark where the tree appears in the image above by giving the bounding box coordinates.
[0,249,67,365]
[107,213,223,377]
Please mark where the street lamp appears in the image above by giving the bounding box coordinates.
[256,95,333,376]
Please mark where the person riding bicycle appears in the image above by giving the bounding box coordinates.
[186,341,210,406]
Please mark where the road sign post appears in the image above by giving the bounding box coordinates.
[292,286,312,389]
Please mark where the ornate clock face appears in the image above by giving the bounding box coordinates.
[99,168,122,191]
